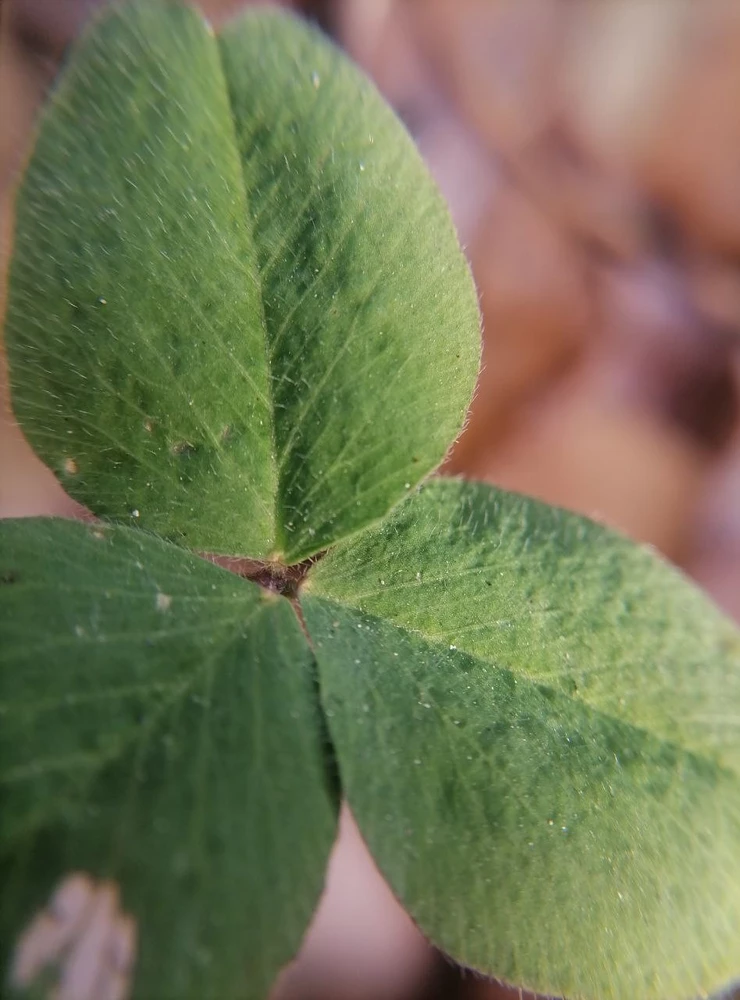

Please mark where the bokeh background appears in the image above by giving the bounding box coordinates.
[3,1,740,998]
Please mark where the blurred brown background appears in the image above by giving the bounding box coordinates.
[3,1,740,998]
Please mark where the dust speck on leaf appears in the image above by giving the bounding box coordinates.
[11,872,137,1000]
[155,592,172,612]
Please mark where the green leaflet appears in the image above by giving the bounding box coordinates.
[0,518,337,1000]
[303,478,740,999]
[4,1,479,563]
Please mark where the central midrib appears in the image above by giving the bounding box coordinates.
[213,33,283,561]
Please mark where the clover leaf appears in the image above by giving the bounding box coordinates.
[1,3,740,1000]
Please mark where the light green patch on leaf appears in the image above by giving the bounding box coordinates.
[307,478,740,771]
[0,518,337,1000]
[302,478,740,999]
[218,11,479,561]
[5,1,480,563]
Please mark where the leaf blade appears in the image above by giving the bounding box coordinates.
[5,1,278,557]
[0,518,337,1000]
[5,2,480,562]
[303,478,740,999]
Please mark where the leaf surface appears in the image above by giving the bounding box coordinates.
[0,518,336,1000]
[302,478,740,999]
[217,11,479,560]
[6,2,278,557]
[5,1,479,562]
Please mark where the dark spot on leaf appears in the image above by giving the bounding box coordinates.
[565,730,586,748]
[1,570,18,584]
[171,440,197,457]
